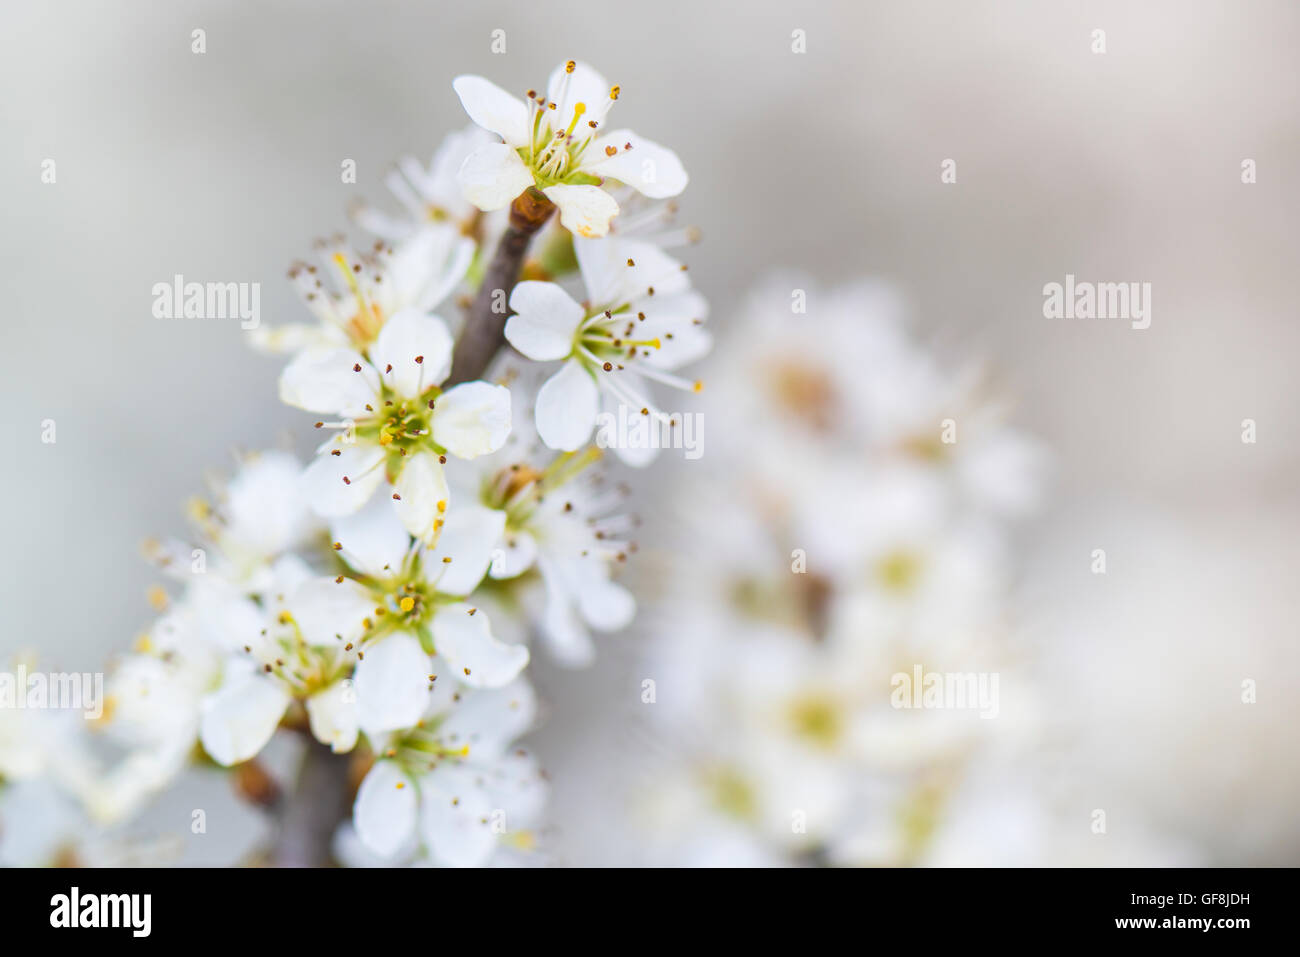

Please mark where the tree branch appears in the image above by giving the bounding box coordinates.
[269,737,355,867]
[447,189,556,385]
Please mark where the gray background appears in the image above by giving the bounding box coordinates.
[2,0,1297,864]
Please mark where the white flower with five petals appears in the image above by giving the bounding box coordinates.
[505,236,710,460]
[279,309,512,540]
[452,60,687,238]
[352,672,542,865]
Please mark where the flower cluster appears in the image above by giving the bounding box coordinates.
[629,277,1049,865]
[0,60,707,867]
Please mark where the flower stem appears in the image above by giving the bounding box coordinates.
[447,189,556,385]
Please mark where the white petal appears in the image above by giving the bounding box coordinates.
[458,144,535,212]
[426,505,507,596]
[597,387,660,468]
[301,445,387,518]
[504,281,585,360]
[222,451,315,557]
[639,291,712,368]
[452,75,530,146]
[489,528,538,579]
[432,604,529,689]
[388,226,474,313]
[370,308,454,397]
[437,678,537,759]
[538,562,596,668]
[575,236,690,304]
[480,751,548,830]
[541,184,619,238]
[354,761,419,858]
[278,348,380,417]
[432,382,512,459]
[306,680,360,753]
[578,576,636,631]
[329,493,412,578]
[545,61,611,127]
[199,674,290,766]
[418,765,497,867]
[534,359,598,451]
[355,632,434,735]
[188,578,266,653]
[249,321,346,356]
[287,576,374,645]
[393,450,450,542]
[587,130,688,199]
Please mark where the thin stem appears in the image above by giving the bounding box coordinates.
[447,189,556,385]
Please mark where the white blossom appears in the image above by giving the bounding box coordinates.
[453,60,687,237]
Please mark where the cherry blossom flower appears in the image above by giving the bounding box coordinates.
[252,230,474,355]
[351,673,543,864]
[504,236,709,459]
[278,309,512,539]
[468,449,636,666]
[453,60,687,237]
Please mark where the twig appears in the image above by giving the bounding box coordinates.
[269,738,355,867]
[447,189,556,385]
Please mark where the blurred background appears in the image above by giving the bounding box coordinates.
[2,0,1297,864]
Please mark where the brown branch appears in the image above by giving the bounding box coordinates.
[447,189,556,386]
[269,738,355,867]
